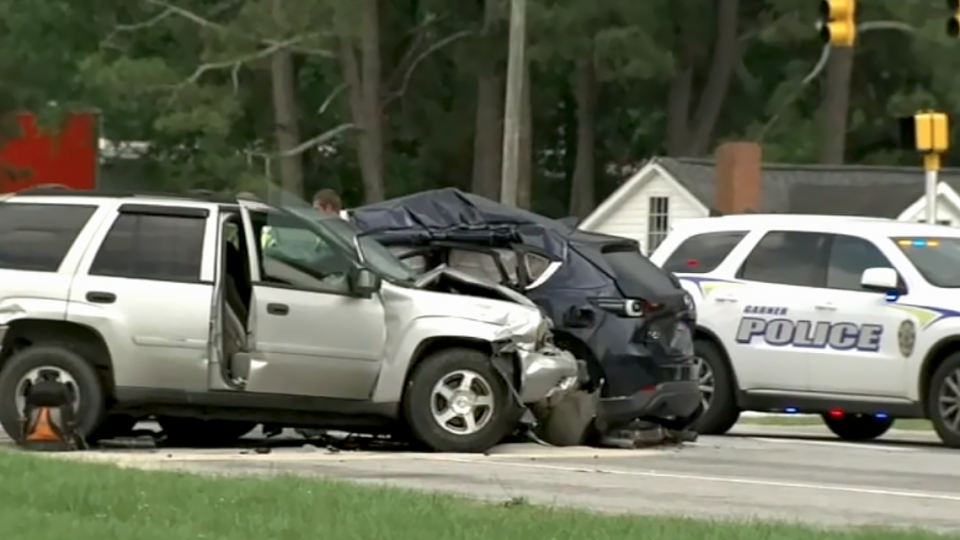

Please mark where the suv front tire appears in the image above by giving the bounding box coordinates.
[403,348,517,453]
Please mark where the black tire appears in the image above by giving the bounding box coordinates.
[157,417,257,447]
[403,347,516,453]
[822,414,893,441]
[0,345,107,443]
[690,339,740,435]
[927,352,960,447]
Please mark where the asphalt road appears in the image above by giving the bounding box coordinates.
[7,422,958,532]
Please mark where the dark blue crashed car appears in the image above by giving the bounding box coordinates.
[348,188,700,441]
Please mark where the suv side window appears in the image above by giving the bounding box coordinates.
[826,234,895,291]
[89,213,206,282]
[0,203,97,272]
[662,231,747,274]
[253,211,352,294]
[738,231,829,287]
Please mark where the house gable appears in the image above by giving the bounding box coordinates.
[896,182,960,226]
[579,161,709,251]
[580,161,708,229]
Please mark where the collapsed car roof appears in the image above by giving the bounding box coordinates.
[350,188,680,301]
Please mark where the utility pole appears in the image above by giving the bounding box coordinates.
[899,112,950,224]
[500,0,526,207]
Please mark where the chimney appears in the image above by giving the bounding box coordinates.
[714,142,762,215]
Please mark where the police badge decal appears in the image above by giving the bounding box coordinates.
[898,319,916,358]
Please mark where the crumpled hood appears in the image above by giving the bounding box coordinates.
[407,266,544,341]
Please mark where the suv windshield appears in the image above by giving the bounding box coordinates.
[892,236,960,288]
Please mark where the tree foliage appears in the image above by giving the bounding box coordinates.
[0,0,956,215]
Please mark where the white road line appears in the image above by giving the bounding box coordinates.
[747,437,918,452]
[421,456,960,502]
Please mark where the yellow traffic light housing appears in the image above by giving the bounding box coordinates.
[949,0,960,37]
[899,112,950,154]
[819,0,857,47]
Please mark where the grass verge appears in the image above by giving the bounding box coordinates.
[738,416,933,431]
[0,450,955,540]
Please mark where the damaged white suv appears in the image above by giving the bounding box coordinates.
[0,189,584,452]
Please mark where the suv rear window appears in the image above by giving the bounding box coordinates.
[0,203,97,272]
[602,247,679,299]
[662,231,747,274]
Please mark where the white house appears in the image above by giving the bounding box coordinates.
[580,142,960,254]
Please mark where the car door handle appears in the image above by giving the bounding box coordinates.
[815,303,836,311]
[86,291,116,304]
[266,303,289,316]
[714,294,738,303]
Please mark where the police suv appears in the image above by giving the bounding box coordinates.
[649,214,960,447]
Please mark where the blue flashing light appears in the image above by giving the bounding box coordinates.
[784,407,799,414]
[913,240,926,247]
[885,290,900,303]
[875,412,888,419]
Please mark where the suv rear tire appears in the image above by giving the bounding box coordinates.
[690,339,740,435]
[0,345,107,443]
[157,417,257,447]
[403,348,516,453]
[822,414,893,441]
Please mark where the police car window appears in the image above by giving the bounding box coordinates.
[662,231,747,274]
[826,235,893,291]
[738,231,829,287]
[894,237,960,288]
[0,203,97,272]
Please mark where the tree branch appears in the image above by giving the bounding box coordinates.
[383,30,472,106]
[279,123,357,156]
[318,83,347,114]
[170,36,307,94]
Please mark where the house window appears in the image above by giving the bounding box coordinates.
[647,196,670,253]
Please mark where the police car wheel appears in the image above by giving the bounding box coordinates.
[690,339,740,435]
[0,345,107,443]
[927,352,960,448]
[821,414,893,441]
[403,347,517,453]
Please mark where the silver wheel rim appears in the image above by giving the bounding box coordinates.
[13,366,81,416]
[430,369,496,436]
[693,357,715,412]
[938,368,960,432]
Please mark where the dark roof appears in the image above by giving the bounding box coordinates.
[655,157,960,218]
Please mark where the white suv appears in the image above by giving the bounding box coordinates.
[650,214,960,447]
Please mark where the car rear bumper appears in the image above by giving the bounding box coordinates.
[599,380,701,428]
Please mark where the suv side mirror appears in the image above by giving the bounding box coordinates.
[350,267,381,298]
[860,267,898,293]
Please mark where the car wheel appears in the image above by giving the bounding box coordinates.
[927,352,960,448]
[689,339,740,435]
[822,413,893,441]
[0,345,107,443]
[403,347,516,453]
[157,417,257,447]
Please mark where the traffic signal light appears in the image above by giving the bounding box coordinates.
[949,0,960,37]
[819,0,856,47]
[898,112,950,153]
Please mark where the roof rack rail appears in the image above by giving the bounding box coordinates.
[14,187,238,204]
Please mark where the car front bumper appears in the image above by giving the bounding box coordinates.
[517,344,585,403]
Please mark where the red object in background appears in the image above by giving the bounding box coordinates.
[0,111,98,192]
